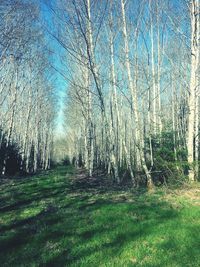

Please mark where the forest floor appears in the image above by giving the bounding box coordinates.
[1,166,200,267]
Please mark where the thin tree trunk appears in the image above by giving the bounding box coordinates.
[187,0,199,181]
[121,0,153,189]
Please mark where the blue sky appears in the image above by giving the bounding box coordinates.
[38,0,190,137]
[40,0,67,136]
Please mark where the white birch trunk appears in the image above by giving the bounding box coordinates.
[187,0,199,181]
[150,0,157,136]
[121,0,153,188]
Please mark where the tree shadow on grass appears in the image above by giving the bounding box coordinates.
[1,167,200,267]
[42,197,179,267]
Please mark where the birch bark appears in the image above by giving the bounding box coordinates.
[187,0,199,181]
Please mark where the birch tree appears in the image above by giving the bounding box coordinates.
[187,0,200,181]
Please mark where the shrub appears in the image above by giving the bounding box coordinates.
[62,156,71,166]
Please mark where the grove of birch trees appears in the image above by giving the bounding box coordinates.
[3,0,199,189]
[0,0,55,175]
[49,0,199,188]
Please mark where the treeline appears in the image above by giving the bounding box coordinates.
[51,0,199,188]
[0,0,55,176]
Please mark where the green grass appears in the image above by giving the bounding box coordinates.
[1,166,200,267]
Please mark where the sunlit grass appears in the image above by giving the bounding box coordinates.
[0,166,200,266]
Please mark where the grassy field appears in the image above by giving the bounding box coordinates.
[1,166,200,267]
